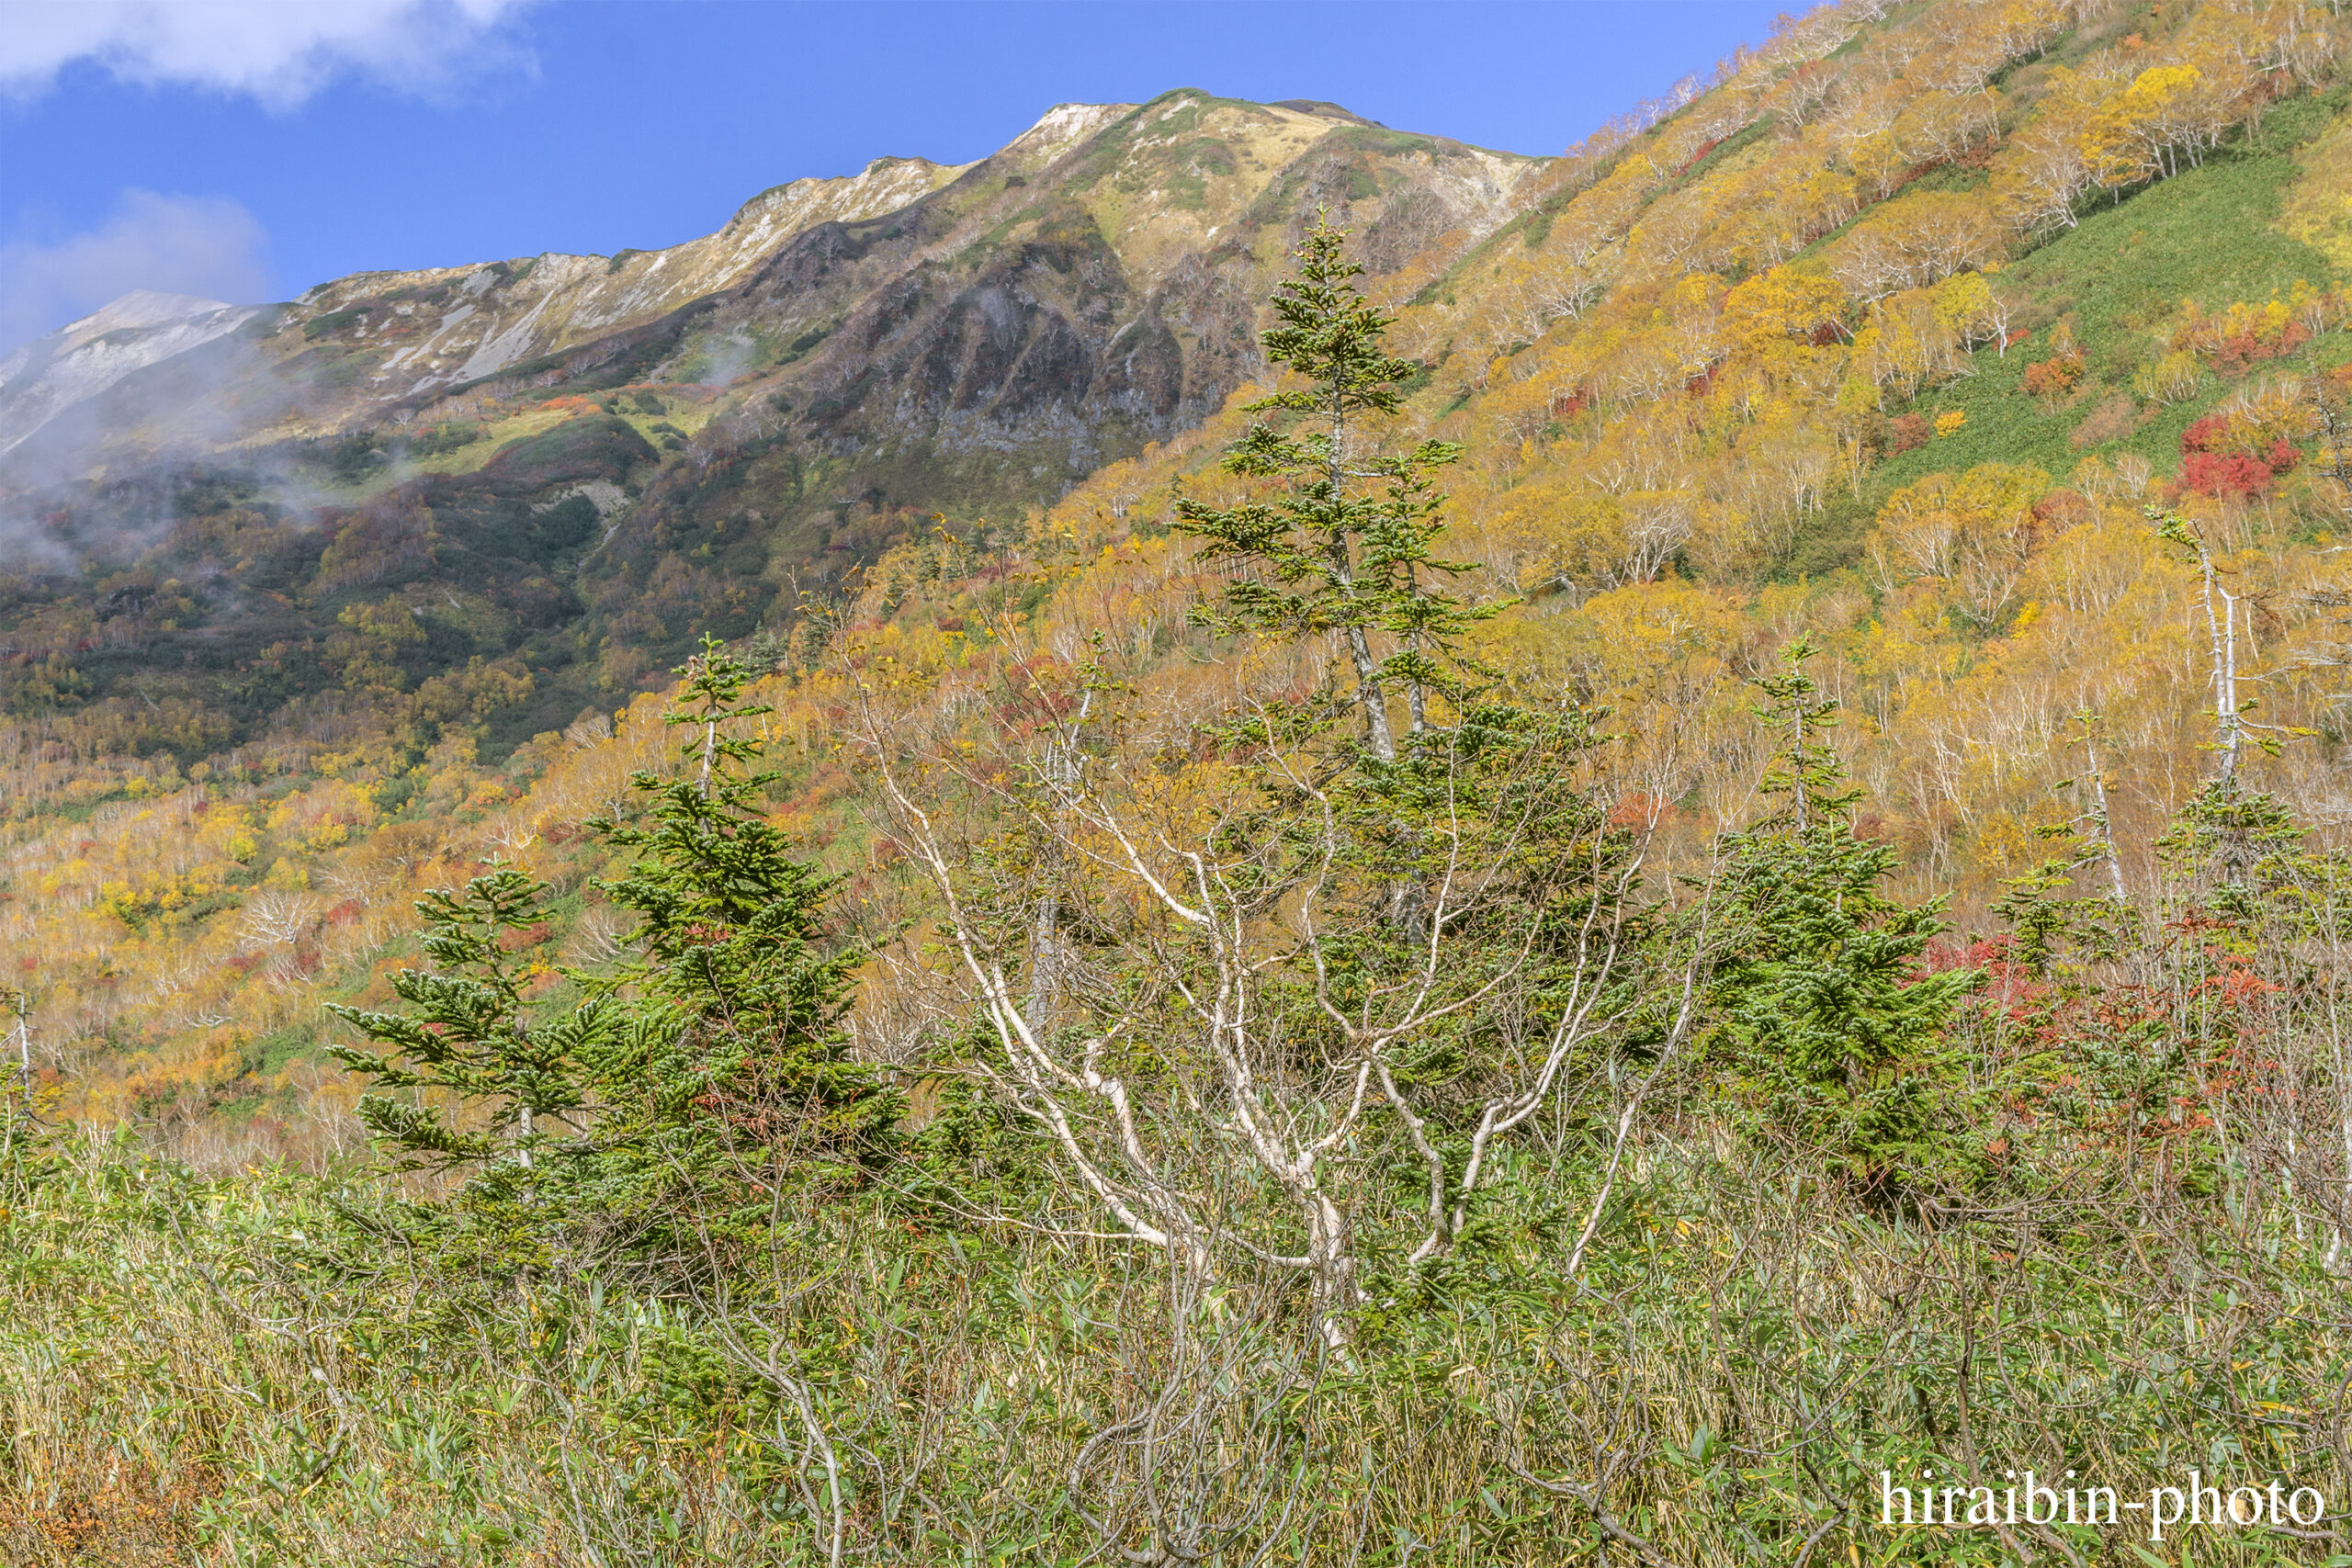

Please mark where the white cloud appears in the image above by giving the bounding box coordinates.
[1,1,537,108]
[0,190,273,350]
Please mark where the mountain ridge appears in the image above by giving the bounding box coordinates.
[0,92,1536,483]
[0,86,1544,767]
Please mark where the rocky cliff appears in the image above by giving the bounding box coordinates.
[0,96,1532,485]
[0,93,1537,750]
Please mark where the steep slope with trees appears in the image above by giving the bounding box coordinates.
[0,95,1535,758]
[2,0,2346,1196]
[12,1,2352,1559]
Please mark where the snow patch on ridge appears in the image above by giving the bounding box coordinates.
[0,296,261,457]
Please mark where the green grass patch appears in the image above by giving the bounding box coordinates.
[2001,146,2336,341]
[1827,126,2345,536]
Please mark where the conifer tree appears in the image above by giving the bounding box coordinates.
[1711,640,1983,1202]
[1174,217,1496,758]
[327,865,604,1180]
[330,638,886,1273]
[586,638,888,1213]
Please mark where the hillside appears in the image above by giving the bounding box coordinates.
[12,0,2352,1561]
[6,0,2349,1156]
[0,94,1536,757]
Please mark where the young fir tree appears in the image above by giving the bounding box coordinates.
[1173,216,1496,759]
[584,637,888,1245]
[331,639,887,1274]
[1987,712,2137,978]
[1710,640,1984,1203]
[327,866,605,1184]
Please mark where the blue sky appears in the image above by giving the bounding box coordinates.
[1,0,1788,349]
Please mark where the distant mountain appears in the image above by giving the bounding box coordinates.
[271,150,978,411]
[0,291,266,463]
[0,96,1532,495]
[0,92,1537,754]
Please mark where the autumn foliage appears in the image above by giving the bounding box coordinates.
[0,0,2345,1179]
[10,3,2352,1562]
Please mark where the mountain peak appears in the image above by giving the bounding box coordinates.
[2,88,1536,467]
[1000,102,1135,169]
[61,290,239,342]
[1269,99,1386,129]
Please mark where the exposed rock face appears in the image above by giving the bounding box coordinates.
[0,94,1539,750]
[300,153,977,401]
[0,94,1534,500]
[624,93,1537,507]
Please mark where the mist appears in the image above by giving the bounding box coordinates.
[0,190,274,356]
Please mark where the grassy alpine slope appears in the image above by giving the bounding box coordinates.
[13,0,2352,1562]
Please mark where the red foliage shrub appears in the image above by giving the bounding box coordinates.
[2181,451,2273,501]
[2021,349,2084,401]
[494,920,552,953]
[1673,133,1729,178]
[2030,489,2096,532]
[2211,321,2309,378]
[1607,793,1668,828]
[2180,419,2300,498]
[1888,412,1930,454]
[2181,415,2230,454]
